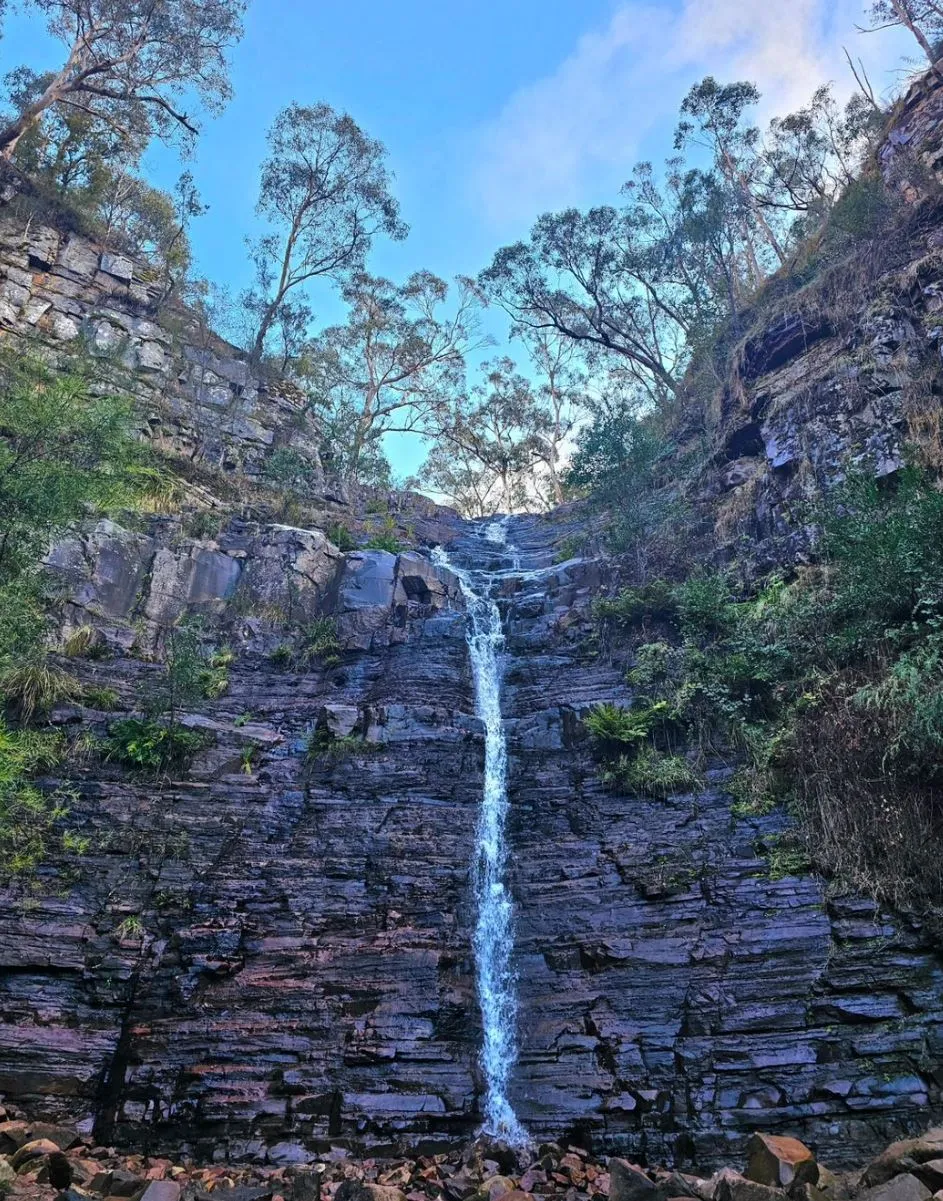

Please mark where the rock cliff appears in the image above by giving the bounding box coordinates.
[0,510,940,1169]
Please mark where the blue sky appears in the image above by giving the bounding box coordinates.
[0,1,912,475]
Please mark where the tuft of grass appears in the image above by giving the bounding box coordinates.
[1,661,82,723]
[83,686,121,712]
[603,746,703,798]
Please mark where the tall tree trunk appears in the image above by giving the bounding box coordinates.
[891,0,943,76]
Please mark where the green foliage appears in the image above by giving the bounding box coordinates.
[764,835,813,881]
[0,720,75,876]
[270,644,293,669]
[0,660,81,723]
[593,580,678,629]
[105,717,206,772]
[828,176,890,240]
[83,686,121,712]
[584,701,671,750]
[593,469,943,919]
[262,447,312,492]
[364,516,403,554]
[327,522,357,552]
[306,728,372,762]
[603,746,703,798]
[554,534,586,563]
[299,618,341,667]
[566,413,675,552]
[183,509,226,540]
[0,352,145,579]
[146,622,230,716]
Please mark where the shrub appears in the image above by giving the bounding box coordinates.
[183,509,226,540]
[0,721,72,876]
[105,717,206,771]
[593,581,677,629]
[584,701,671,751]
[299,618,341,667]
[327,522,357,552]
[365,529,402,554]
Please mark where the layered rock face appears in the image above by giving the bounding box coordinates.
[689,70,943,567]
[0,165,322,483]
[0,512,940,1169]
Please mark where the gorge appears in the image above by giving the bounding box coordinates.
[2,20,943,1191]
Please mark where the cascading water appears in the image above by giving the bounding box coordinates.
[432,519,527,1145]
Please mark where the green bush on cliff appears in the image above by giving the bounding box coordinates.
[105,717,206,772]
[0,721,75,876]
[593,468,943,920]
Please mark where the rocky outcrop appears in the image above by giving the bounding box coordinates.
[0,165,322,482]
[684,68,943,568]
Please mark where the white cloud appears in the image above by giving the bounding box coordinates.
[468,0,908,231]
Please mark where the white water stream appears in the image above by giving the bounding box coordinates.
[432,518,527,1145]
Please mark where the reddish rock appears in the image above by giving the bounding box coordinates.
[745,1135,817,1189]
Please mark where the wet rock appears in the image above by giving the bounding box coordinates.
[745,1135,817,1189]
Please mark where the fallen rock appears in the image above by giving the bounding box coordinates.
[12,1137,63,1172]
[91,1169,146,1196]
[714,1169,787,1201]
[746,1136,817,1190]
[610,1161,659,1201]
[914,1164,943,1193]
[863,1134,943,1188]
[335,1185,408,1201]
[0,1159,15,1192]
[133,1181,182,1201]
[859,1176,932,1201]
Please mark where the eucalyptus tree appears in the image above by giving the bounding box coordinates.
[424,358,546,515]
[246,103,407,365]
[308,271,485,483]
[0,0,246,160]
[866,1,943,70]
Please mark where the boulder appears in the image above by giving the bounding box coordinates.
[12,1138,62,1172]
[132,1182,182,1201]
[864,1133,943,1188]
[746,1135,818,1189]
[267,1144,315,1167]
[335,1185,407,1201]
[859,1176,932,1201]
[914,1164,943,1193]
[714,1169,787,1201]
[291,1172,321,1201]
[610,1160,659,1201]
[0,1159,15,1192]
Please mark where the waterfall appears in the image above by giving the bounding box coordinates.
[432,522,527,1145]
